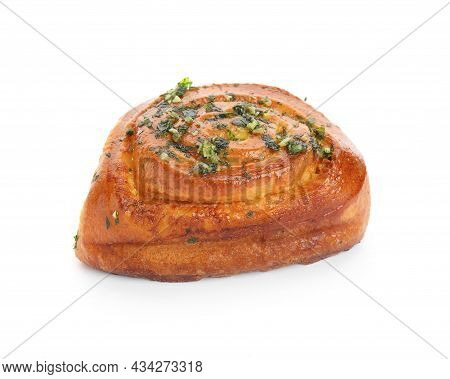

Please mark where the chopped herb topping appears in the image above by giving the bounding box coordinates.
[278,136,292,147]
[231,103,267,134]
[232,118,247,127]
[105,152,111,158]
[262,131,308,155]
[166,105,198,127]
[155,101,169,117]
[226,129,239,141]
[309,135,332,159]
[246,118,259,130]
[219,112,234,118]
[246,119,264,134]
[246,210,255,218]
[233,104,246,116]
[197,136,229,165]
[168,124,188,142]
[262,134,280,151]
[214,122,227,130]
[226,128,249,141]
[156,119,175,137]
[73,233,78,249]
[305,118,315,128]
[151,80,332,177]
[211,136,229,150]
[151,146,178,161]
[181,107,198,120]
[205,112,234,122]
[309,135,320,151]
[187,236,199,244]
[105,216,111,229]
[126,129,134,136]
[138,116,151,127]
[304,118,332,159]
[197,139,219,164]
[287,140,307,155]
[167,111,180,120]
[320,146,333,159]
[167,140,194,154]
[313,126,326,140]
[192,161,217,175]
[205,102,222,112]
[164,77,193,103]
[258,96,271,106]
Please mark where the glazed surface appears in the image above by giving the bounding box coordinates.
[75,80,370,281]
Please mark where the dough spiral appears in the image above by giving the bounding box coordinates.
[75,79,370,281]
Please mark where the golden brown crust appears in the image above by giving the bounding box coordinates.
[75,82,370,281]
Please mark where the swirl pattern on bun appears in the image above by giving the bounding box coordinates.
[75,79,370,281]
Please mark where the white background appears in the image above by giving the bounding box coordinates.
[1,0,449,377]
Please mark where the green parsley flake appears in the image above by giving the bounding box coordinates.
[278,137,292,147]
[156,119,175,137]
[321,146,333,159]
[313,126,326,140]
[187,236,199,244]
[226,129,238,141]
[232,118,247,127]
[138,116,151,127]
[305,118,315,128]
[211,136,229,150]
[262,134,280,151]
[246,119,259,131]
[197,136,229,165]
[258,96,271,106]
[193,162,217,175]
[197,139,219,164]
[181,107,198,119]
[164,77,193,104]
[287,140,307,155]
[205,102,222,112]
[169,128,182,142]
[167,141,193,154]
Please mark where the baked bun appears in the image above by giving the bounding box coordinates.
[75,78,370,281]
